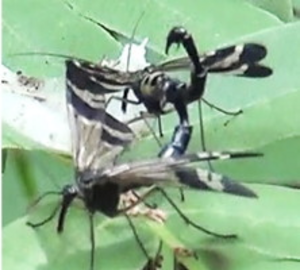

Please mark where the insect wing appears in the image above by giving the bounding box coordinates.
[201,44,272,76]
[66,58,139,93]
[103,151,259,197]
[66,60,134,175]
[152,43,271,77]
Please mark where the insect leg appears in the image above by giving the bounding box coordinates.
[157,115,164,137]
[105,91,166,139]
[131,190,158,210]
[139,113,163,147]
[157,188,237,239]
[202,98,243,116]
[88,213,95,270]
[201,98,243,127]
[125,213,152,261]
[105,93,142,110]
[126,110,174,138]
[197,101,214,172]
[125,111,156,125]
[158,124,193,202]
[118,186,158,214]
[141,240,163,270]
[174,257,187,270]
[121,88,130,112]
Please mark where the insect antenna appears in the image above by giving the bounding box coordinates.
[26,203,61,228]
[10,52,90,62]
[126,10,147,72]
[139,113,163,148]
[121,7,147,113]
[26,190,62,228]
[24,150,77,231]
[27,190,62,211]
[26,174,63,228]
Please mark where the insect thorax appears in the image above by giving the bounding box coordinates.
[135,71,183,114]
[78,180,121,217]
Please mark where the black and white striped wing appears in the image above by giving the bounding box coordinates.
[66,60,134,174]
[104,151,259,198]
[65,58,139,94]
[154,43,272,77]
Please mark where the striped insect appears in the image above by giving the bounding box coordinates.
[67,26,272,136]
[13,25,272,159]
[27,59,261,270]
[20,25,272,136]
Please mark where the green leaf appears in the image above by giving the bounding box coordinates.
[2,149,72,225]
[3,185,300,270]
[3,0,281,76]
[245,0,294,22]
[3,0,120,76]
[3,202,161,270]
